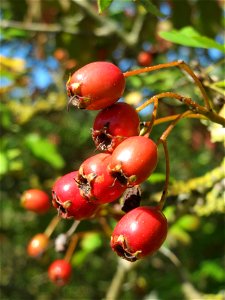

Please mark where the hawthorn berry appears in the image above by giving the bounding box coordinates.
[137,51,153,66]
[21,189,50,214]
[52,171,99,219]
[92,102,140,153]
[109,136,158,186]
[27,233,49,258]
[54,48,68,61]
[66,61,125,110]
[77,153,126,204]
[48,259,72,286]
[111,206,168,262]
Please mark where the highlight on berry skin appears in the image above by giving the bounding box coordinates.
[27,233,49,258]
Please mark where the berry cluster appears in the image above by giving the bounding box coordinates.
[56,61,167,260]
[22,61,168,286]
[20,58,224,287]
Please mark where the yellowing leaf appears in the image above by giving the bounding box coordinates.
[208,105,225,146]
[125,91,142,106]
[0,55,26,72]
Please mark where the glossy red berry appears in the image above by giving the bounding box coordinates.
[27,233,49,258]
[48,259,72,286]
[92,102,140,153]
[109,136,158,186]
[21,189,50,214]
[66,61,125,110]
[52,171,99,219]
[137,51,153,66]
[111,206,168,262]
[77,153,126,204]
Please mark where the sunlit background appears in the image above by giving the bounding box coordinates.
[1,1,224,299]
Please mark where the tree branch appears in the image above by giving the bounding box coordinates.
[0,19,79,34]
[71,0,146,46]
[105,258,138,300]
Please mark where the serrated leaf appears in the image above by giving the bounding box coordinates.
[97,0,113,14]
[159,26,225,53]
[139,0,166,18]
[25,134,65,169]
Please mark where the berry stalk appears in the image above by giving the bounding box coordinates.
[64,234,79,263]
[44,215,61,238]
[124,60,212,110]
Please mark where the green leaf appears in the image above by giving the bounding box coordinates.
[198,261,225,282]
[177,215,200,231]
[0,151,9,175]
[170,226,191,245]
[214,80,225,88]
[1,28,27,40]
[143,69,181,91]
[139,0,166,18]
[97,0,113,13]
[25,134,65,169]
[159,26,225,53]
[147,172,175,184]
[126,76,143,88]
[147,173,166,183]
[71,250,89,266]
[80,233,102,252]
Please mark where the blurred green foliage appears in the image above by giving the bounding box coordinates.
[0,1,224,299]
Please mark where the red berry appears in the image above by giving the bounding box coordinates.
[92,102,140,153]
[137,51,153,66]
[111,206,168,261]
[109,136,158,186]
[52,171,99,219]
[77,153,126,204]
[21,189,50,214]
[48,259,72,286]
[66,61,125,110]
[27,233,49,258]
[54,48,68,61]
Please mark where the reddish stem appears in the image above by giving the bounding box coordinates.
[124,60,212,110]
[44,215,61,238]
[64,234,79,263]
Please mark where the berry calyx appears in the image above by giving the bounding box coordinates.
[66,61,125,110]
[92,102,140,153]
[21,189,50,214]
[111,206,168,262]
[77,153,126,204]
[48,259,72,286]
[109,136,158,186]
[52,171,99,219]
[27,233,49,258]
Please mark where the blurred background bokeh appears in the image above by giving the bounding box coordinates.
[0,1,224,299]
